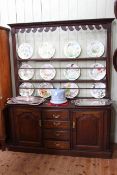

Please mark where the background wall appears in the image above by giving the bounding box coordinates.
[0,0,117,142]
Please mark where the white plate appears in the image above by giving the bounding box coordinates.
[88,63,106,80]
[63,83,79,98]
[40,64,56,80]
[64,63,80,80]
[64,41,81,58]
[18,63,34,80]
[90,83,106,98]
[87,41,104,57]
[37,83,53,98]
[17,43,33,59]
[19,83,34,96]
[38,42,55,58]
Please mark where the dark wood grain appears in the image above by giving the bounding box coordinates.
[0,27,12,150]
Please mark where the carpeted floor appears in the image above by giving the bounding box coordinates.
[0,149,117,175]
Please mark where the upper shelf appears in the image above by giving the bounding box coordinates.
[8,18,115,33]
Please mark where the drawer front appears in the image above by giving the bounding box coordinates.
[42,110,69,120]
[43,120,70,129]
[44,140,70,150]
[44,129,70,140]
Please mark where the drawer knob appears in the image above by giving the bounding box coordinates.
[53,114,60,119]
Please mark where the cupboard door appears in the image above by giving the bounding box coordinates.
[12,107,42,147]
[72,110,104,151]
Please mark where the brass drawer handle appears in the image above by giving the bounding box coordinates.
[55,143,60,147]
[53,114,60,119]
[55,133,60,136]
[53,122,61,126]
[72,121,75,129]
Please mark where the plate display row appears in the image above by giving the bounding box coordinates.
[17,41,105,59]
[18,63,106,81]
[19,82,106,99]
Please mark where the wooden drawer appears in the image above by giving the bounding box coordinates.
[42,110,69,120]
[43,120,70,129]
[44,140,70,150]
[44,129,70,140]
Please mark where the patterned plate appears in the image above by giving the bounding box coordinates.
[38,42,55,58]
[17,43,33,59]
[87,41,104,57]
[18,63,34,80]
[63,83,79,98]
[90,83,106,98]
[37,83,53,98]
[64,41,81,58]
[40,64,56,80]
[64,63,80,80]
[88,63,106,80]
[19,83,34,96]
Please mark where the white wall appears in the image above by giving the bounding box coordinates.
[0,0,117,142]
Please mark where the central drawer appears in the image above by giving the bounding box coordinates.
[43,120,70,129]
[42,110,69,120]
[44,129,70,140]
[44,140,70,150]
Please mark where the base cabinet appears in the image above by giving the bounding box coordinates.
[8,107,42,148]
[6,105,112,158]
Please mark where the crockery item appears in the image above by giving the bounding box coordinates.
[10,96,45,105]
[64,63,80,80]
[64,41,81,58]
[87,41,104,57]
[37,83,53,98]
[71,98,112,106]
[50,89,67,104]
[38,42,55,58]
[17,43,33,59]
[90,83,106,98]
[40,64,56,80]
[88,63,106,80]
[18,63,34,80]
[19,83,34,96]
[63,83,79,98]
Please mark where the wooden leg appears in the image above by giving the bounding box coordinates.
[1,140,6,151]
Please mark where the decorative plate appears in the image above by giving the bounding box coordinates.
[87,41,104,57]
[40,64,56,80]
[64,63,80,80]
[64,41,81,58]
[63,83,79,98]
[37,83,53,98]
[88,63,106,80]
[38,42,55,58]
[19,83,34,96]
[18,63,34,80]
[90,83,106,98]
[17,43,33,59]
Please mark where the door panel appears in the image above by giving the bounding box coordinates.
[13,107,42,147]
[72,110,104,151]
